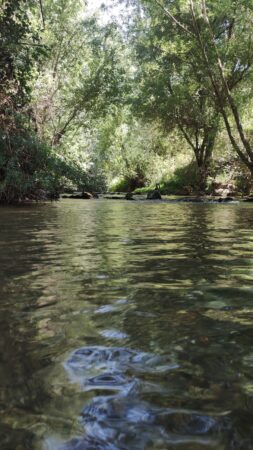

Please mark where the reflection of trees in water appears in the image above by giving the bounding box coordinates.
[87,205,252,395]
[101,204,253,449]
[2,201,253,448]
[0,306,50,449]
[0,424,34,450]
[96,205,216,346]
[0,205,59,449]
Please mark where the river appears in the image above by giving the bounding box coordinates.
[1,199,253,450]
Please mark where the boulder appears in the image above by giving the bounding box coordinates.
[147,189,162,200]
[69,192,93,199]
[104,195,124,199]
[218,197,234,202]
[81,192,93,199]
[69,193,82,199]
[125,192,135,200]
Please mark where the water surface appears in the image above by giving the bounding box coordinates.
[1,199,253,449]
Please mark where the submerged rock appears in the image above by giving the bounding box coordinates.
[218,197,234,203]
[147,189,162,200]
[125,192,135,200]
[243,196,253,202]
[73,192,93,199]
[82,192,93,199]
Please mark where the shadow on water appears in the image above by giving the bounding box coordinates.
[1,201,253,449]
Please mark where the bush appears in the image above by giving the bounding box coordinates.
[159,161,199,194]
[0,126,55,203]
[0,120,104,203]
[110,174,146,192]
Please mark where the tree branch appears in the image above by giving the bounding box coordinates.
[153,0,194,36]
[178,123,196,153]
[201,0,253,160]
[39,0,45,30]
[187,0,251,168]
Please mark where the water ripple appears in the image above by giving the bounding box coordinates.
[60,345,222,449]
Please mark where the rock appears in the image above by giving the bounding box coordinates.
[81,192,93,199]
[174,186,194,196]
[69,194,82,199]
[147,189,162,200]
[69,192,93,199]
[125,192,135,200]
[47,191,60,200]
[218,197,234,202]
[243,197,253,202]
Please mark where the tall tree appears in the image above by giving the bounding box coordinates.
[0,0,52,203]
[130,7,220,189]
[133,0,253,176]
[32,1,127,148]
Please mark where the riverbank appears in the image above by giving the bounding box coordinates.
[1,191,253,206]
[60,192,253,203]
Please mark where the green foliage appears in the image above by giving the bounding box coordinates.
[2,0,253,203]
[0,1,49,202]
[234,167,252,195]
[32,6,129,146]
[158,161,200,194]
[0,121,52,202]
[0,0,47,103]
[124,0,221,189]
[110,178,133,192]
[0,116,105,203]
[94,107,176,189]
[139,0,253,172]
[132,161,204,195]
[0,0,111,202]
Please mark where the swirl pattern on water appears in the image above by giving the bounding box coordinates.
[60,346,220,450]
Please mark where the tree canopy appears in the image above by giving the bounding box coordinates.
[1,0,253,202]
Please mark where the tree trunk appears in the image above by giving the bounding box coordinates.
[196,128,217,191]
[196,161,209,192]
[189,0,253,172]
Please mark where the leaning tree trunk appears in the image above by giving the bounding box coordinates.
[189,0,253,174]
[156,0,253,176]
